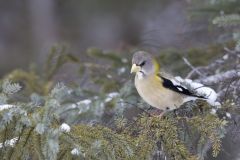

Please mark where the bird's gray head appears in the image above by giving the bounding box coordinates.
[131,51,159,77]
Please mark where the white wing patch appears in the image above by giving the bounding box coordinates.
[177,87,183,92]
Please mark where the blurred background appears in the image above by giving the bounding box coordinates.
[0,0,223,76]
[0,1,239,160]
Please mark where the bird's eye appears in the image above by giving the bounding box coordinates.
[139,61,146,67]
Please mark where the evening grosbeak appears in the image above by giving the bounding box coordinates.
[131,51,217,111]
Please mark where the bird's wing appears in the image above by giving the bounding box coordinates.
[157,74,206,99]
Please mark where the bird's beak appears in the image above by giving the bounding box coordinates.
[131,64,141,73]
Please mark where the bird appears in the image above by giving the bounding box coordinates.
[130,51,217,112]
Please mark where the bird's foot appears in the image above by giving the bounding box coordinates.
[148,109,166,118]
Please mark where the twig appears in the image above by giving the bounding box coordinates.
[224,47,239,55]
[182,57,205,78]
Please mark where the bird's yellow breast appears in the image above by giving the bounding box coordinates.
[135,74,184,110]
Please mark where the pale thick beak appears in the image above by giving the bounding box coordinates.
[131,64,141,73]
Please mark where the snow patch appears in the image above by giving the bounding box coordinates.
[77,99,91,114]
[105,92,119,103]
[0,137,18,148]
[210,109,217,115]
[67,89,74,94]
[214,102,221,108]
[60,123,71,133]
[0,104,16,111]
[226,112,231,118]
[71,104,77,109]
[77,99,92,105]
[71,148,80,155]
[223,54,228,60]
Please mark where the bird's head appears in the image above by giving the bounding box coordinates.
[131,51,159,77]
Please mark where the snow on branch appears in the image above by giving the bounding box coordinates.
[0,104,16,111]
[197,70,240,85]
[185,49,240,79]
[184,48,240,105]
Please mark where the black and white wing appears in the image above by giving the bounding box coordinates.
[158,75,206,99]
[157,74,218,105]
